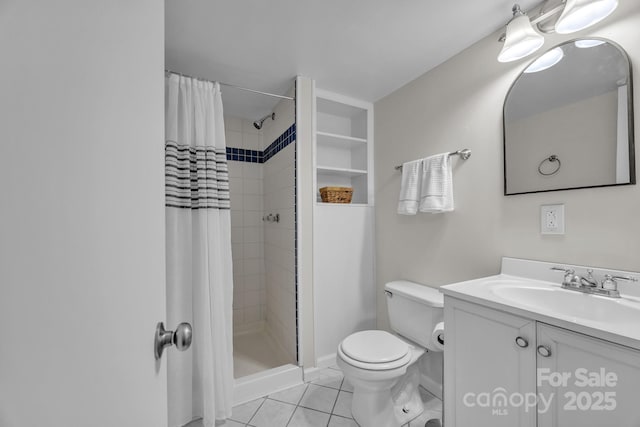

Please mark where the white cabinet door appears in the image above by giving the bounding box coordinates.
[537,324,640,427]
[0,1,167,426]
[444,298,537,427]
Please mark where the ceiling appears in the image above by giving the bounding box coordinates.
[165,0,540,120]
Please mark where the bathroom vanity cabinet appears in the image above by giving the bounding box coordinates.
[444,297,640,427]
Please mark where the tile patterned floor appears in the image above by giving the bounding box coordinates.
[209,366,443,427]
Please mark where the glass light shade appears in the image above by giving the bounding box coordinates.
[498,14,545,63]
[555,0,618,34]
[524,47,564,73]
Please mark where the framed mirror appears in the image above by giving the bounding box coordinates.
[503,38,635,195]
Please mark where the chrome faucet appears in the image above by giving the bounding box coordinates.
[551,266,638,298]
[580,269,599,288]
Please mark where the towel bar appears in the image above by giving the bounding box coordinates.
[395,149,471,170]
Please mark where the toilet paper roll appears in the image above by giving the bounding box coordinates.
[430,322,445,351]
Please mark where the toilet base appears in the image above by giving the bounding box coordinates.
[349,376,398,427]
[391,361,425,425]
[338,354,425,427]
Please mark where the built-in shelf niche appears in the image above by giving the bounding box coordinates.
[315,93,372,205]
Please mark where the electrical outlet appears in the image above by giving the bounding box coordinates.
[541,204,565,234]
[545,210,557,228]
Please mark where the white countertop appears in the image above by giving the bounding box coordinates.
[441,258,640,350]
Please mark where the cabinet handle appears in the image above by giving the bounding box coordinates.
[515,336,529,348]
[537,345,552,358]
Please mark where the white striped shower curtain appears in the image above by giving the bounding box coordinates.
[165,73,234,427]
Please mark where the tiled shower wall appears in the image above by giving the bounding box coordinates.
[227,117,266,333]
[262,95,297,363]
[263,143,296,362]
[226,95,296,363]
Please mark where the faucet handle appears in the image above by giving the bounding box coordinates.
[611,275,638,282]
[601,274,638,291]
[551,267,577,287]
[551,266,575,274]
[601,275,618,291]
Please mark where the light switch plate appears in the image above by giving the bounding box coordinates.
[541,204,565,235]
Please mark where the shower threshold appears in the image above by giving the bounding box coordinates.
[233,364,303,405]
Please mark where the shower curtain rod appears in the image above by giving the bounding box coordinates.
[165,69,295,101]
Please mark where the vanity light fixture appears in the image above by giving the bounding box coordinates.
[523,47,564,73]
[498,0,619,62]
[555,0,618,34]
[498,4,545,63]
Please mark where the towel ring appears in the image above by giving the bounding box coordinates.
[538,155,561,176]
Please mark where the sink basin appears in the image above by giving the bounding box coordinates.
[440,259,640,348]
[491,283,640,325]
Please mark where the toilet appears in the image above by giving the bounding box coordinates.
[336,280,444,427]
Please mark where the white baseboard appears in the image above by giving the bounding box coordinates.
[302,365,322,382]
[302,353,338,382]
[316,353,337,369]
[420,373,443,400]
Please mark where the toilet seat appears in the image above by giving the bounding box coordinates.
[339,330,412,370]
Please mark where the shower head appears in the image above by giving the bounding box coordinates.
[253,112,275,130]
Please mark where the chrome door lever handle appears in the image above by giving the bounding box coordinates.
[154,321,192,360]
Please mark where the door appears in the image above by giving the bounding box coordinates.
[537,324,640,427]
[0,1,167,426]
[444,298,537,427]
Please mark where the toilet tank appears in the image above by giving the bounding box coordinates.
[385,280,444,348]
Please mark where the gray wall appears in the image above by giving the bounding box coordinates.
[374,1,640,331]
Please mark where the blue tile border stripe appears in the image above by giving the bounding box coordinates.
[225,123,296,164]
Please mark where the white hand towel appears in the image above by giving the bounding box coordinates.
[397,159,423,215]
[419,153,454,213]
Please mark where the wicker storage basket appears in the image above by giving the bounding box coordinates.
[319,186,353,203]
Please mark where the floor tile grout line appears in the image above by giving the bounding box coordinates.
[309,381,350,393]
[294,379,351,426]
[283,401,299,427]
[332,378,348,417]
[244,398,267,426]
[327,381,341,422]
[227,372,439,427]
[299,382,343,417]
[265,382,308,406]
[297,403,334,415]
[228,367,369,427]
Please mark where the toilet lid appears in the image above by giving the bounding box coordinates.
[340,330,409,364]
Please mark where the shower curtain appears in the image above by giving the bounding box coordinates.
[165,73,234,427]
